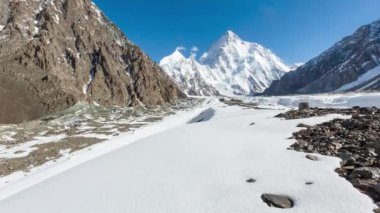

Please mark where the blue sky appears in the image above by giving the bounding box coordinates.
[92,0,380,64]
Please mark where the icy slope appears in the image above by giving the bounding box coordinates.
[0,101,375,213]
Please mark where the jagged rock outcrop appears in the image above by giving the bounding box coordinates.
[264,19,380,95]
[0,0,184,124]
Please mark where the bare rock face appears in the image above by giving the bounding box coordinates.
[0,0,184,124]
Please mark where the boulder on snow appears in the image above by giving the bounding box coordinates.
[339,154,356,167]
[261,194,294,209]
[298,102,310,111]
[246,178,256,183]
[297,123,311,128]
[306,154,319,161]
[350,167,380,180]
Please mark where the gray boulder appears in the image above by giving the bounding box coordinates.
[261,194,294,209]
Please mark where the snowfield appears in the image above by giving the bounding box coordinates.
[0,93,380,212]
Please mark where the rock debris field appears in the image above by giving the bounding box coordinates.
[281,105,380,212]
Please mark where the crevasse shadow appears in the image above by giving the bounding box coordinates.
[188,108,216,124]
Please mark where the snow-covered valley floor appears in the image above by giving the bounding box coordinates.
[0,94,378,213]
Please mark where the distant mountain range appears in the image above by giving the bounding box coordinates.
[264,19,380,95]
[162,20,380,97]
[160,31,291,96]
[0,0,184,123]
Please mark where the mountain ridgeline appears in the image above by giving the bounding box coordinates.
[0,0,184,124]
[160,31,291,96]
[264,19,380,95]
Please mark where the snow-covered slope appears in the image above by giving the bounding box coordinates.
[336,66,380,92]
[0,98,377,213]
[160,31,290,96]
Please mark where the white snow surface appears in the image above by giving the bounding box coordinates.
[160,31,290,96]
[336,66,380,92]
[1,94,380,213]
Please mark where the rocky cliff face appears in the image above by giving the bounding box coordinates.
[0,0,184,124]
[264,19,380,95]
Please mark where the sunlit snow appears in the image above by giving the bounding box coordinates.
[0,94,379,213]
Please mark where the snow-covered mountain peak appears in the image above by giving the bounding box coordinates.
[161,31,290,96]
[200,30,246,65]
[198,31,290,94]
[200,31,288,69]
[222,30,242,42]
[160,47,186,66]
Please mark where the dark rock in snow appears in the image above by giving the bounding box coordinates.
[287,106,380,208]
[297,123,311,128]
[246,178,256,183]
[261,194,294,209]
[306,154,319,161]
[298,102,310,111]
[276,107,356,120]
[339,154,357,167]
[350,167,380,180]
